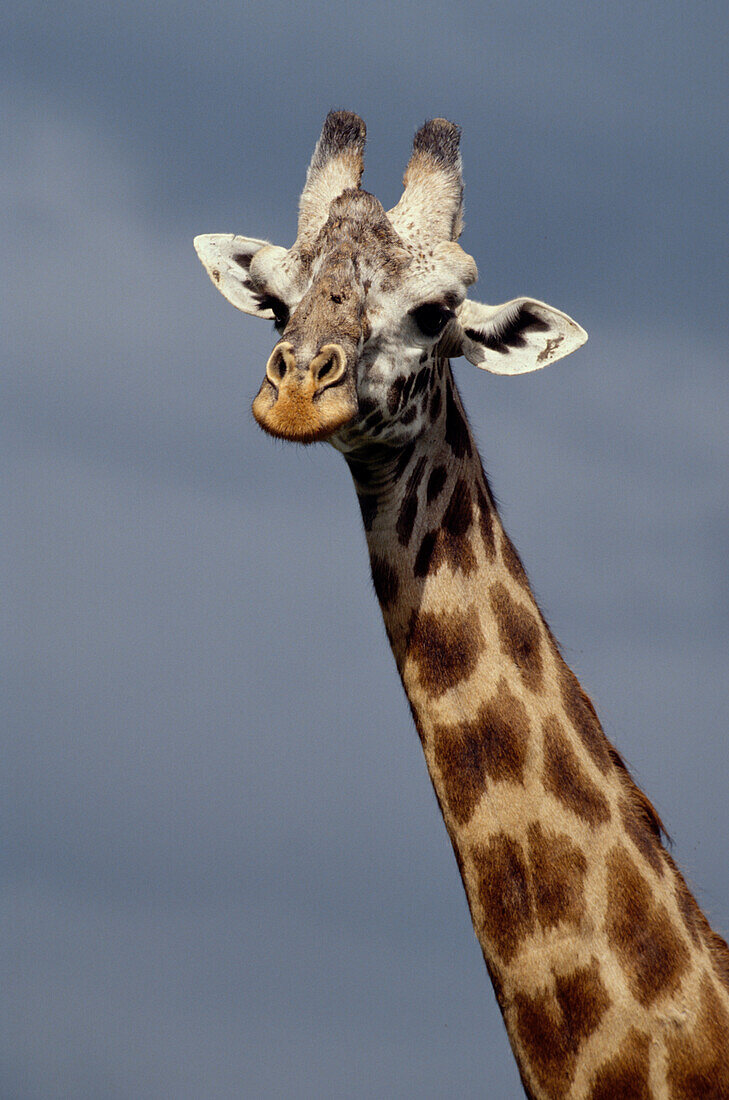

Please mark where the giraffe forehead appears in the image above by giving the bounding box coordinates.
[301,189,475,303]
[308,189,411,278]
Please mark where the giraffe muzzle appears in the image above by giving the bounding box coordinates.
[252,341,358,443]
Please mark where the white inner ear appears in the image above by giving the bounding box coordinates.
[193,234,281,319]
[457,297,588,375]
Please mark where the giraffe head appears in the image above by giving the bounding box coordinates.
[195,111,587,448]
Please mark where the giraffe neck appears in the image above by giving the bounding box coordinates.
[345,362,729,1099]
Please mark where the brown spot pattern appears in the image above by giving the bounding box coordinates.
[347,456,374,488]
[444,378,472,458]
[411,365,430,396]
[609,740,668,862]
[542,715,611,826]
[413,478,477,578]
[554,958,611,1044]
[605,843,689,1007]
[432,678,530,826]
[514,958,610,1098]
[407,606,483,697]
[558,663,612,774]
[356,490,378,531]
[489,582,543,691]
[666,848,729,991]
[620,797,665,876]
[413,530,440,578]
[672,863,703,948]
[666,974,729,1099]
[588,1028,651,1100]
[393,440,416,480]
[443,476,472,531]
[370,555,398,608]
[708,934,729,994]
[473,834,534,964]
[414,526,477,579]
[396,456,427,546]
[527,822,587,932]
[474,824,590,964]
[514,989,575,1098]
[363,410,383,432]
[501,533,530,591]
[475,481,496,561]
[356,395,377,418]
[426,464,447,504]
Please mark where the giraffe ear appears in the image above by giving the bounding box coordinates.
[193,234,285,319]
[457,297,587,374]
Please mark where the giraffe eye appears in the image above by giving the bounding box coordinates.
[257,294,290,330]
[410,302,454,338]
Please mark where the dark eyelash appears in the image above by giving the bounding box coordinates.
[410,302,455,338]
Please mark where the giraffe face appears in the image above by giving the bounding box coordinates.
[194,111,588,447]
[243,189,478,448]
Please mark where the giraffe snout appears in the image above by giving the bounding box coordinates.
[265,342,347,394]
[253,340,357,443]
[265,341,298,388]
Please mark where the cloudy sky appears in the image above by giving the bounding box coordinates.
[4,2,728,1096]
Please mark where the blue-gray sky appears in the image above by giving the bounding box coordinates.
[4,3,728,1096]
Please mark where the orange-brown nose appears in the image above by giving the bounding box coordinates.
[253,340,357,444]
[265,341,347,393]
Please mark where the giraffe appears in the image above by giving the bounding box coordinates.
[194,111,729,1098]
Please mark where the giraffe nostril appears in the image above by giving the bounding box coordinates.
[265,342,297,390]
[311,344,346,391]
[317,357,334,382]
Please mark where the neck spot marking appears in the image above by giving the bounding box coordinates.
[587,1027,650,1100]
[513,957,611,1098]
[431,677,529,825]
[619,798,665,877]
[501,532,530,591]
[370,555,399,607]
[558,664,612,774]
[396,456,428,546]
[426,464,447,504]
[527,821,588,933]
[444,379,472,458]
[475,481,496,561]
[472,825,588,966]
[413,477,477,578]
[605,843,690,1008]
[542,715,611,827]
[406,605,484,697]
[489,582,544,692]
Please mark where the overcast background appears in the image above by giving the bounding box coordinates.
[3,3,728,1097]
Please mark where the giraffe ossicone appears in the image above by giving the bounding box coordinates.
[195,110,729,1099]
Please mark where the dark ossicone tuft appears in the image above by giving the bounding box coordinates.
[310,110,366,172]
[391,118,464,240]
[412,118,462,169]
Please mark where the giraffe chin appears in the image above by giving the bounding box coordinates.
[252,378,357,444]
